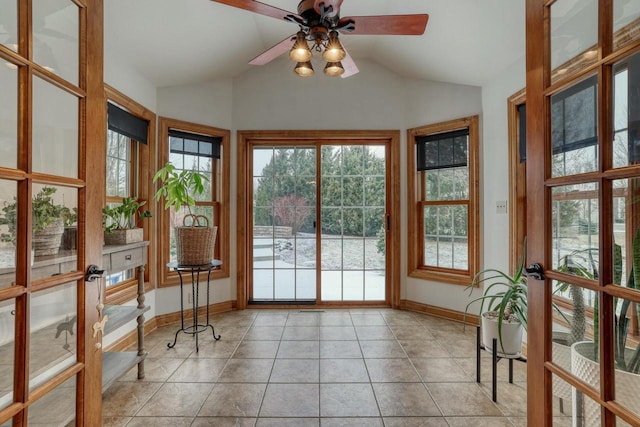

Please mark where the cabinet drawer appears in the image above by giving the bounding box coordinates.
[109,247,145,272]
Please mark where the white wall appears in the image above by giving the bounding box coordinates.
[480,57,525,276]
[104,52,526,321]
[157,80,233,128]
[232,57,405,130]
[104,53,157,111]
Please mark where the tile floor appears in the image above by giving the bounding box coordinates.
[101,308,550,426]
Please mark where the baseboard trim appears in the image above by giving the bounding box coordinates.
[400,299,479,326]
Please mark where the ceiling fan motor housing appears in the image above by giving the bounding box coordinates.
[297,0,340,31]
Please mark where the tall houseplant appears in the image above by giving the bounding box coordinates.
[153,162,216,265]
[570,229,640,424]
[464,241,528,356]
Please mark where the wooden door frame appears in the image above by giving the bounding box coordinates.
[236,130,401,309]
[83,0,106,425]
[508,89,527,273]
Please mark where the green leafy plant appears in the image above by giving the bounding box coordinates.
[554,247,599,347]
[61,206,78,227]
[153,162,209,214]
[556,231,640,374]
[0,187,67,244]
[599,229,640,373]
[102,197,152,233]
[464,241,528,349]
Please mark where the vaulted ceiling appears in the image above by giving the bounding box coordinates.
[104,0,526,88]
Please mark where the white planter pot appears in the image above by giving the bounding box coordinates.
[552,331,573,403]
[571,341,640,427]
[481,311,523,358]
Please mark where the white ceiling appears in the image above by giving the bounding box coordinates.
[104,0,526,88]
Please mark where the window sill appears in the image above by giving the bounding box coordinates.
[408,267,474,286]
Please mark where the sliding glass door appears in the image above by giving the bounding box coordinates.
[249,142,388,304]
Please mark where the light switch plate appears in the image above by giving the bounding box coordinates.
[496,200,508,214]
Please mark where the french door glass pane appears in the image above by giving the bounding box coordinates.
[613,0,640,51]
[32,76,78,178]
[30,184,78,281]
[0,1,17,52]
[613,52,640,168]
[612,178,640,287]
[612,295,640,422]
[0,63,17,170]
[33,0,79,84]
[552,282,597,362]
[29,282,77,391]
[551,75,599,177]
[0,299,15,411]
[28,376,76,425]
[551,373,599,425]
[0,180,17,289]
[551,184,599,273]
[550,0,598,80]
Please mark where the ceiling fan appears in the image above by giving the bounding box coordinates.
[211,0,429,78]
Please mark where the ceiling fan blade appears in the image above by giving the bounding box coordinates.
[314,0,343,18]
[211,0,300,22]
[339,14,429,35]
[340,47,359,78]
[249,35,295,65]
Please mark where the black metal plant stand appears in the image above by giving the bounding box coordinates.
[167,260,222,352]
[476,325,527,402]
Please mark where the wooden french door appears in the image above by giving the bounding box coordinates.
[526,1,640,425]
[0,1,104,426]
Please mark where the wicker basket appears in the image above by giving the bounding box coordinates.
[175,214,217,266]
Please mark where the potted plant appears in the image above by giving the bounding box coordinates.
[550,246,599,410]
[61,206,78,250]
[464,241,528,357]
[153,162,217,266]
[570,229,640,424]
[102,197,152,245]
[0,187,68,257]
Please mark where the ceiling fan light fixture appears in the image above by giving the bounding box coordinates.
[322,31,345,62]
[324,61,344,77]
[294,61,314,77]
[289,30,312,63]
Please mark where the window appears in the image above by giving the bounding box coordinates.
[408,116,479,285]
[104,87,155,304]
[158,117,230,286]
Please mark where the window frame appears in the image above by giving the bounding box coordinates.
[157,117,230,287]
[104,85,156,305]
[407,115,480,285]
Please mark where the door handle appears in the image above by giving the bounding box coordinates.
[85,264,106,282]
[524,263,545,281]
